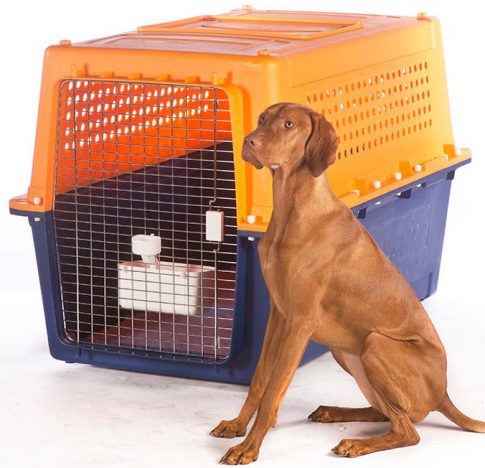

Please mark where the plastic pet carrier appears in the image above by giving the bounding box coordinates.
[10,8,470,384]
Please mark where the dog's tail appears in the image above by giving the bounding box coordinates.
[438,392,485,433]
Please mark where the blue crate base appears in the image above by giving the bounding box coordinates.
[11,162,467,385]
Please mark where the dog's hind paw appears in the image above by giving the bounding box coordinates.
[332,439,371,458]
[308,406,333,423]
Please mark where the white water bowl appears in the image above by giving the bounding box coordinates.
[132,234,161,265]
[118,260,215,315]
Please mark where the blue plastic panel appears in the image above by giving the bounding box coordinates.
[11,162,466,384]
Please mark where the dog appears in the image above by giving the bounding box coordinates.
[210,102,485,464]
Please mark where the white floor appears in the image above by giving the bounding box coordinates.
[2,283,485,468]
[3,159,485,468]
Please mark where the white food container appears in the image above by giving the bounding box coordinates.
[118,260,216,315]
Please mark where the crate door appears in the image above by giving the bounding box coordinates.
[53,79,238,361]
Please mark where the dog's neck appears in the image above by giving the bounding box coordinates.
[270,163,338,227]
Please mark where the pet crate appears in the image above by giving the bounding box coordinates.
[10,8,470,384]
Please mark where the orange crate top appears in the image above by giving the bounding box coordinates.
[10,8,470,232]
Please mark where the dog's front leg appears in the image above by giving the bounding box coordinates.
[219,325,311,465]
[211,299,283,439]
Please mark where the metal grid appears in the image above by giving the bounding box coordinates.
[53,79,237,361]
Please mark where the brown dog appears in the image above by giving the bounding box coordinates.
[210,102,485,464]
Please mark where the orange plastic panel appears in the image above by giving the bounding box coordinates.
[9,9,470,233]
[139,15,362,40]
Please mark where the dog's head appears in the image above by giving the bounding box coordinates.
[242,102,338,177]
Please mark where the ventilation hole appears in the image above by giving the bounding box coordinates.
[429,119,433,126]
[344,149,347,157]
[337,151,341,160]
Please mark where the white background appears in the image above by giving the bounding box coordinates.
[1,1,484,467]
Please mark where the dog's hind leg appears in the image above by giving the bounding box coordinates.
[332,331,447,457]
[309,348,388,423]
[309,405,388,423]
[211,299,283,439]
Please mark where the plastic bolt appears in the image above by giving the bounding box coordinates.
[352,189,360,197]
[33,196,42,206]
[413,164,423,173]
[393,172,403,181]
[455,147,463,156]
[247,214,256,224]
[373,180,382,189]
[248,237,255,242]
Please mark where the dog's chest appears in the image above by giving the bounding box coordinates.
[258,235,317,307]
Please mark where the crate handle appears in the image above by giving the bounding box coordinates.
[139,15,363,40]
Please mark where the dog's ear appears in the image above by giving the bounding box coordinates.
[304,112,338,178]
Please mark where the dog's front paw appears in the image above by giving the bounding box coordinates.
[219,442,259,465]
[331,439,371,458]
[210,419,247,439]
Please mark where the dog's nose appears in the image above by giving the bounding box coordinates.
[244,136,259,147]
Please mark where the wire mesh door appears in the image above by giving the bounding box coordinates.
[53,79,237,361]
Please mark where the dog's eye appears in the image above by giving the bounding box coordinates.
[258,115,265,125]
[284,120,295,129]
